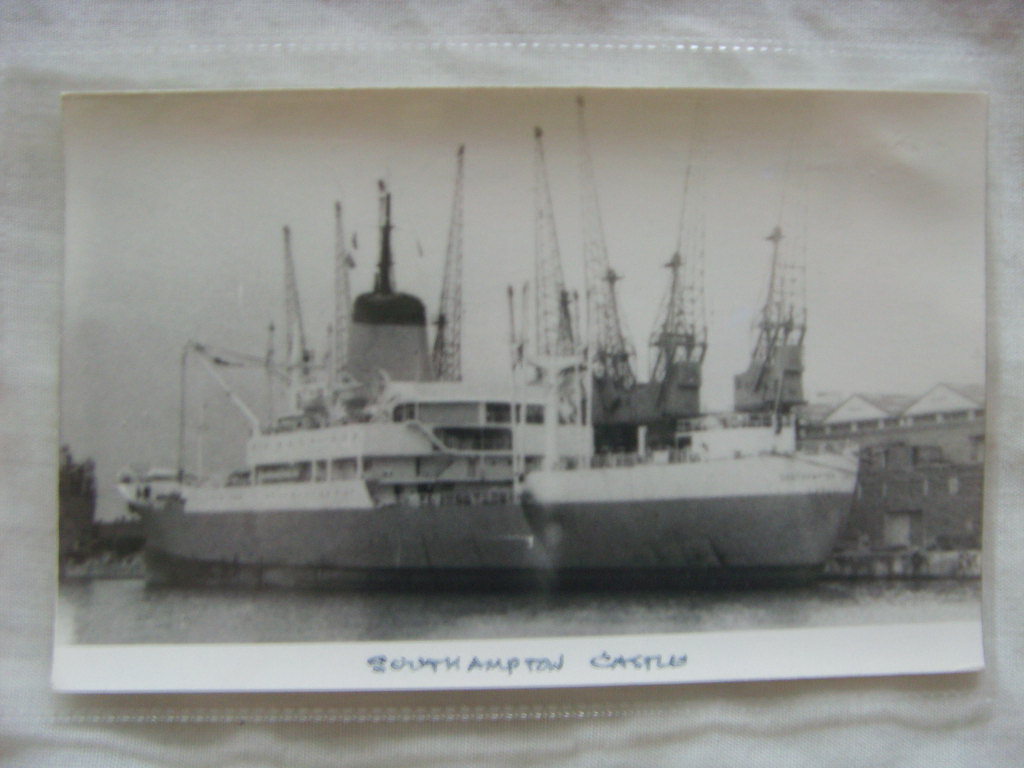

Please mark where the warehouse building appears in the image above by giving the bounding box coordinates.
[799,384,984,577]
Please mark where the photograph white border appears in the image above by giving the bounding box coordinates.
[53,622,983,693]
[55,86,986,693]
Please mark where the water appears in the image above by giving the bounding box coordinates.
[57,578,981,646]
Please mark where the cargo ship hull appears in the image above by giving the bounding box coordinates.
[139,452,855,589]
[520,452,857,585]
[140,501,550,589]
[520,492,849,580]
[141,496,846,589]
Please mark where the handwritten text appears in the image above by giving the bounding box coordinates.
[589,651,688,671]
[367,654,564,675]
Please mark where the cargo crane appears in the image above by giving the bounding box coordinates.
[574,100,706,451]
[432,145,465,381]
[576,97,637,396]
[647,117,708,423]
[528,126,585,430]
[279,225,331,423]
[647,246,707,412]
[281,225,313,387]
[331,202,354,386]
[733,225,807,416]
[532,127,576,359]
[327,201,360,411]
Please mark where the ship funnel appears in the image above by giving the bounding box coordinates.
[348,181,433,384]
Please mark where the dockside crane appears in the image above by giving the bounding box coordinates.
[330,201,357,401]
[532,127,576,359]
[432,145,465,381]
[733,225,807,415]
[281,225,312,387]
[577,96,637,393]
[574,99,705,451]
[526,125,586,433]
[648,249,707,405]
[648,131,708,415]
[734,109,812,418]
[280,225,329,423]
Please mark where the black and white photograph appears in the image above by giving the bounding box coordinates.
[54,88,985,692]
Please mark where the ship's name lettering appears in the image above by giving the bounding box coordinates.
[367,655,461,674]
[366,654,564,675]
[589,651,687,671]
[466,654,565,674]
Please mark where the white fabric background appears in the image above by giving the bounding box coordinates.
[2,1,1021,765]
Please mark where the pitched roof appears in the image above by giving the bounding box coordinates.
[940,382,986,405]
[795,401,836,424]
[861,393,918,415]
[821,393,915,424]
[903,383,985,416]
[809,383,985,424]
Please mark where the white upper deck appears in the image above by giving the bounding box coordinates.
[246,379,589,468]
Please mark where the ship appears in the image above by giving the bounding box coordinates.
[118,134,857,589]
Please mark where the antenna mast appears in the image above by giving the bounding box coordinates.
[432,145,465,381]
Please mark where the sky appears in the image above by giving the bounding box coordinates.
[60,88,986,519]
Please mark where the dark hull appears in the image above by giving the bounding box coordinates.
[140,490,849,589]
[141,501,549,588]
[144,547,821,591]
[144,548,559,591]
[521,491,851,571]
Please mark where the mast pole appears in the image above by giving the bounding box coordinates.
[377,182,395,294]
[507,285,522,496]
[266,321,275,426]
[197,398,206,479]
[176,342,189,482]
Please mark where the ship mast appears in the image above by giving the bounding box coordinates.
[432,145,465,381]
[375,181,395,295]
